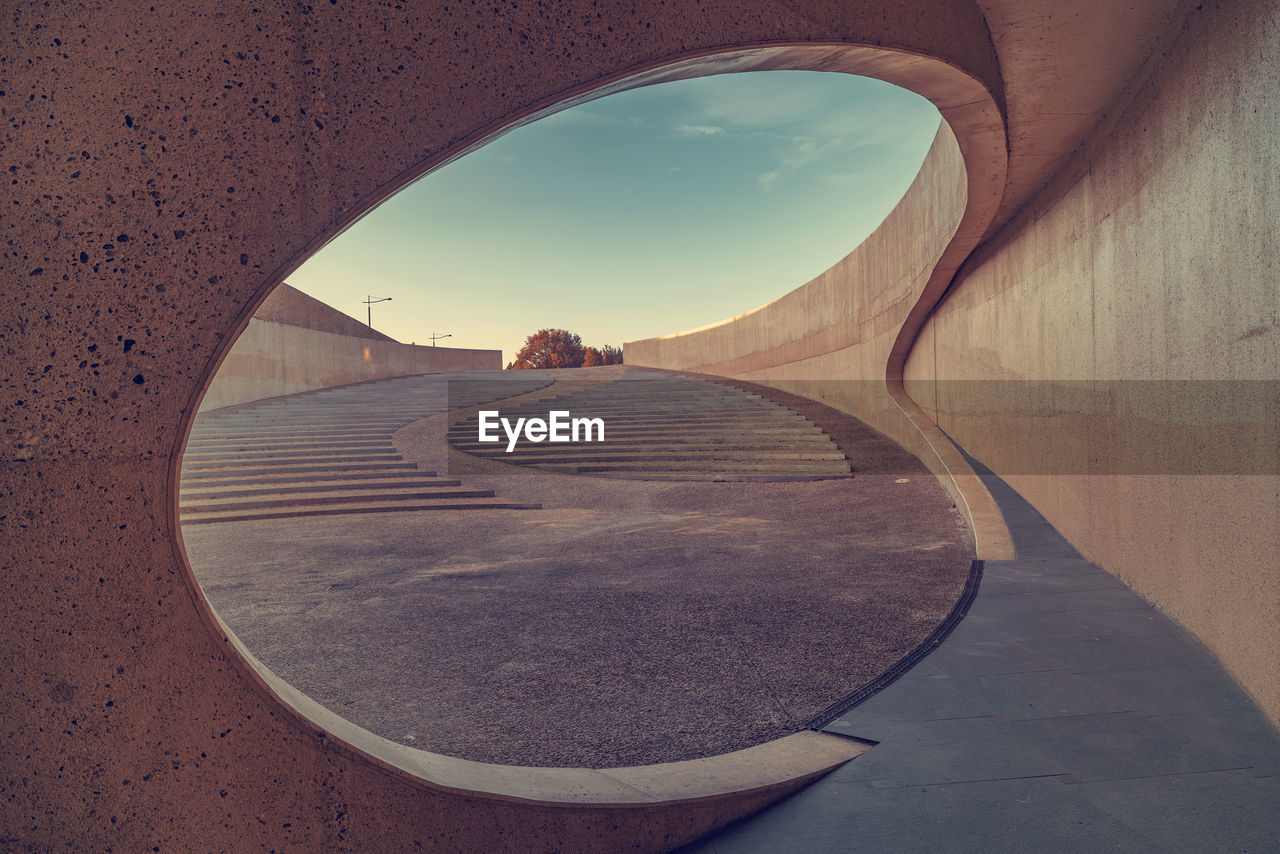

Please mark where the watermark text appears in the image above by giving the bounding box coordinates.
[478,410,605,452]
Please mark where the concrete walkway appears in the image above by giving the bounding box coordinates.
[682,462,1280,852]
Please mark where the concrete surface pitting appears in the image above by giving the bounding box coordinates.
[181,371,550,523]
[682,460,1280,853]
[185,367,974,768]
[6,0,1271,849]
[449,369,854,480]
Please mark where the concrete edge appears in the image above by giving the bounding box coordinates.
[169,366,867,824]
[169,532,869,807]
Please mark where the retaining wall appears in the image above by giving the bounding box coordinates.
[199,284,501,410]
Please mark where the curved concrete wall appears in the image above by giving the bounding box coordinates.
[9,0,1269,847]
[198,285,501,411]
[2,1,1015,849]
[625,124,1015,557]
[905,0,1280,723]
[627,0,1280,727]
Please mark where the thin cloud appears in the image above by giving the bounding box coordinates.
[674,122,725,137]
[757,170,780,190]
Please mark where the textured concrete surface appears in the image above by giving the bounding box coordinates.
[1,0,1245,849]
[680,455,1280,853]
[199,285,502,411]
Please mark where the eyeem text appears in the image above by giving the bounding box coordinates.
[477,410,605,453]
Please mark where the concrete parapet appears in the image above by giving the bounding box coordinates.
[198,283,500,410]
[199,318,502,411]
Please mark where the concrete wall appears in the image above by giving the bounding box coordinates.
[2,1,1022,849]
[199,284,501,411]
[627,0,1280,725]
[9,0,1268,847]
[905,0,1280,723]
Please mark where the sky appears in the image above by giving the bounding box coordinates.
[287,71,941,361]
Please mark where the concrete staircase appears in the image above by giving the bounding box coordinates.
[447,369,853,481]
[180,372,551,524]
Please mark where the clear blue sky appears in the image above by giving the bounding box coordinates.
[288,71,940,360]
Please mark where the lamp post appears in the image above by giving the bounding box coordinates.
[363,295,392,329]
[429,333,452,347]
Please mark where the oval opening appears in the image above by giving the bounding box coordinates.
[178,70,976,772]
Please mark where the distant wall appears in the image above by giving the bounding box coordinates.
[253,283,396,342]
[199,284,501,411]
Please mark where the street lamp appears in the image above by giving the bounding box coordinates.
[363,295,392,329]
[429,333,452,347]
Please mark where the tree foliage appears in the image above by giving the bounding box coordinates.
[507,329,623,369]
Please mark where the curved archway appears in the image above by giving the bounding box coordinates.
[6,2,1009,849]
[176,36,1008,823]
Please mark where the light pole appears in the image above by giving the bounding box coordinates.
[363,295,392,329]
[429,333,452,347]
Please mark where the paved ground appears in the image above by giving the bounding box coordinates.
[680,457,1280,853]
[182,368,974,767]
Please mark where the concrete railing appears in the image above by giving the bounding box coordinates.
[197,283,501,410]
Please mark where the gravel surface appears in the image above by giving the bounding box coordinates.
[184,379,974,768]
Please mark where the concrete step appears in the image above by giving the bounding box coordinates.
[454,408,804,422]
[181,488,499,515]
[180,461,420,480]
[568,471,854,482]
[448,439,838,453]
[178,469,438,489]
[184,438,388,453]
[537,460,852,474]
[180,499,544,525]
[180,478,464,501]
[181,452,402,470]
[444,370,850,481]
[187,428,398,441]
[448,426,829,442]
[487,450,848,464]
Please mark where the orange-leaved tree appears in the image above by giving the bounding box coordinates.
[507,328,586,369]
[507,329,623,369]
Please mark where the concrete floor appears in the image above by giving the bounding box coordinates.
[183,374,975,768]
[679,460,1280,853]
